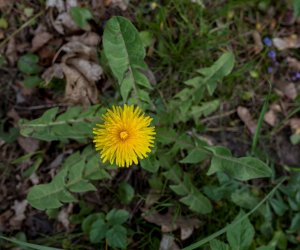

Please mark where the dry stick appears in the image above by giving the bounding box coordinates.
[0,10,44,49]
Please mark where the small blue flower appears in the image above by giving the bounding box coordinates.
[263,37,272,47]
[267,67,273,74]
[296,72,300,79]
[291,76,297,81]
[267,50,276,60]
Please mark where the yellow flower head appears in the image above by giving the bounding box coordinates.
[93,105,155,167]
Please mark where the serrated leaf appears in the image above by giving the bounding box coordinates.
[89,218,108,243]
[27,147,110,210]
[226,210,255,250]
[106,209,129,225]
[103,16,150,102]
[209,239,230,250]
[140,155,160,173]
[27,168,76,210]
[19,105,104,142]
[180,187,212,214]
[197,52,235,95]
[156,127,177,144]
[106,225,127,249]
[206,146,272,181]
[191,100,220,119]
[180,148,209,164]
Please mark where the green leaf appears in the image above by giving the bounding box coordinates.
[191,99,220,119]
[293,0,300,17]
[180,188,212,214]
[23,75,43,88]
[27,147,110,210]
[17,53,42,75]
[209,239,230,250]
[140,155,160,173]
[19,105,104,142]
[106,225,127,249]
[156,127,177,144]
[89,218,108,243]
[226,210,255,250]
[164,168,212,214]
[0,17,8,29]
[231,189,260,210]
[70,7,92,28]
[256,246,275,250]
[118,181,135,205]
[206,146,272,181]
[180,148,209,164]
[139,31,153,48]
[82,213,105,234]
[106,209,129,225]
[197,52,235,95]
[27,168,76,210]
[269,230,287,250]
[103,16,149,102]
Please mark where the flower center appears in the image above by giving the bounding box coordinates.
[120,131,129,140]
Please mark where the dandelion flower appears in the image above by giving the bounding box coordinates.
[93,105,155,167]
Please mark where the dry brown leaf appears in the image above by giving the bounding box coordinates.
[57,204,73,230]
[252,31,263,54]
[275,82,297,100]
[290,118,300,133]
[105,0,129,10]
[42,63,64,84]
[273,35,300,50]
[237,106,257,134]
[264,110,277,127]
[68,58,103,82]
[31,32,54,52]
[159,234,180,250]
[0,210,13,231]
[0,0,12,8]
[61,63,98,105]
[53,12,83,35]
[5,37,17,66]
[10,200,28,229]
[142,209,201,240]
[17,137,39,153]
[67,32,101,47]
[46,0,65,12]
[59,41,97,61]
[287,56,300,71]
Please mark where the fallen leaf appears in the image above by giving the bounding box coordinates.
[286,56,300,71]
[142,208,201,240]
[0,210,13,231]
[67,32,100,46]
[273,35,300,50]
[31,32,54,52]
[57,204,73,230]
[17,136,39,153]
[276,134,300,167]
[5,37,17,66]
[159,234,180,250]
[0,0,11,8]
[61,63,98,105]
[46,0,65,12]
[237,106,257,134]
[105,0,129,10]
[275,82,297,100]
[67,58,103,82]
[264,110,277,127]
[145,189,161,208]
[42,63,64,84]
[252,31,263,54]
[53,12,83,35]
[10,200,28,229]
[290,118,300,133]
